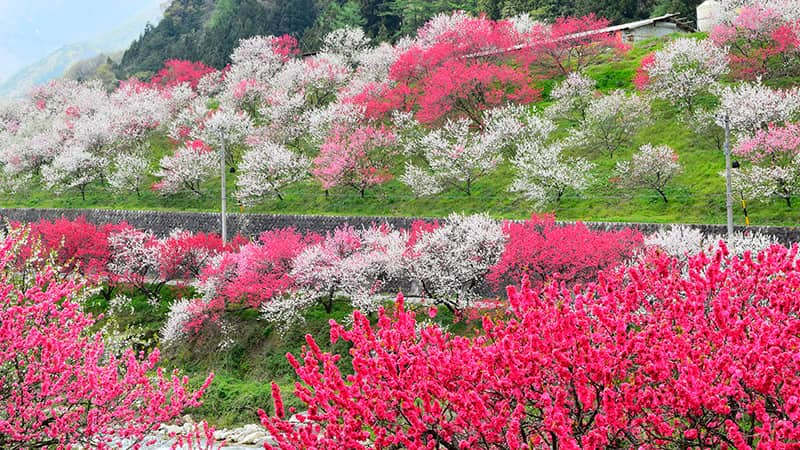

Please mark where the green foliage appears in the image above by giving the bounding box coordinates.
[117,0,703,80]
[118,0,320,76]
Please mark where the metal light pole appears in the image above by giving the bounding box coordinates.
[220,138,227,244]
[722,113,733,239]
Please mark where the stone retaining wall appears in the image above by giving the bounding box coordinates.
[1,207,798,243]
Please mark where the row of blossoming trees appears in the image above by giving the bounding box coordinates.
[4,0,800,210]
[3,213,795,448]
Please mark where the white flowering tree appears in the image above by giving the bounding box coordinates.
[545,72,596,120]
[223,35,296,96]
[40,146,108,200]
[107,227,162,298]
[683,108,725,152]
[106,144,151,196]
[638,37,728,112]
[718,81,800,137]
[153,141,217,196]
[194,108,254,168]
[404,213,506,311]
[321,27,371,66]
[235,140,310,205]
[567,90,651,158]
[259,53,352,144]
[262,224,407,324]
[509,138,595,207]
[729,161,800,207]
[646,225,776,260]
[400,110,519,196]
[615,144,682,203]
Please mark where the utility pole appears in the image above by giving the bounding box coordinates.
[723,113,733,239]
[220,137,227,244]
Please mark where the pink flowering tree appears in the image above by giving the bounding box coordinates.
[732,122,800,206]
[711,1,800,80]
[157,229,229,286]
[615,143,683,203]
[197,228,317,311]
[150,59,217,90]
[262,243,800,448]
[0,232,213,449]
[312,124,397,197]
[160,228,317,346]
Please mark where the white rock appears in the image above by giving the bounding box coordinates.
[239,431,267,444]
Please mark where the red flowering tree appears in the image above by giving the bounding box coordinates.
[528,14,630,77]
[262,243,800,448]
[27,216,120,283]
[487,214,643,289]
[198,228,319,310]
[351,13,540,127]
[0,233,213,449]
[157,230,235,285]
[150,59,217,90]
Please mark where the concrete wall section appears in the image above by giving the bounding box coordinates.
[1,207,798,243]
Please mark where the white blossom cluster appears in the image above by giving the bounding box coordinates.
[546,72,597,120]
[508,113,595,206]
[717,0,800,22]
[510,140,595,207]
[400,105,524,196]
[0,78,188,197]
[153,142,218,195]
[321,26,372,65]
[160,299,193,346]
[646,225,777,260]
[727,157,800,206]
[718,81,800,136]
[234,140,310,206]
[107,227,160,283]
[643,37,728,110]
[106,143,151,195]
[405,213,506,310]
[262,224,408,325]
[566,90,651,158]
[615,144,682,202]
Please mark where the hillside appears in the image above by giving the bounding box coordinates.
[0,35,793,227]
[117,0,703,79]
[118,0,317,78]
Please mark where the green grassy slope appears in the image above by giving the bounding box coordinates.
[4,34,797,226]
